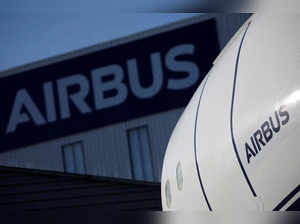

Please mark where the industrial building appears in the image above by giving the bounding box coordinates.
[0,14,251,187]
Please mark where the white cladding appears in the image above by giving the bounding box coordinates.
[0,14,250,182]
[0,108,183,181]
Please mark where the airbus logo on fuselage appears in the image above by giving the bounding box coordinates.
[245,105,290,164]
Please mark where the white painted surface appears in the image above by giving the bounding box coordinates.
[161,14,300,210]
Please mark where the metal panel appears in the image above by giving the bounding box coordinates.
[0,108,183,181]
[0,166,161,212]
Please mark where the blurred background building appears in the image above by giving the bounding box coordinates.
[0,14,251,184]
[0,13,256,216]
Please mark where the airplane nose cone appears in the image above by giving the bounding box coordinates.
[161,14,300,211]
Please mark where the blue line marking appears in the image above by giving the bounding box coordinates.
[230,21,257,197]
[194,75,212,211]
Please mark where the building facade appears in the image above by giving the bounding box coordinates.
[0,14,251,182]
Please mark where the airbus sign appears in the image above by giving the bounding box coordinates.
[0,19,219,152]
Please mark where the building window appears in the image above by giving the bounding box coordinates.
[127,126,154,181]
[62,141,86,174]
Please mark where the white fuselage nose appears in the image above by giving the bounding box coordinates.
[161,14,300,211]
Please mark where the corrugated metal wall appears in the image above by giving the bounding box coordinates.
[0,166,161,212]
[0,14,251,182]
[0,108,183,182]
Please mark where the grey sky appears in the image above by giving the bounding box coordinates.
[0,10,198,72]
